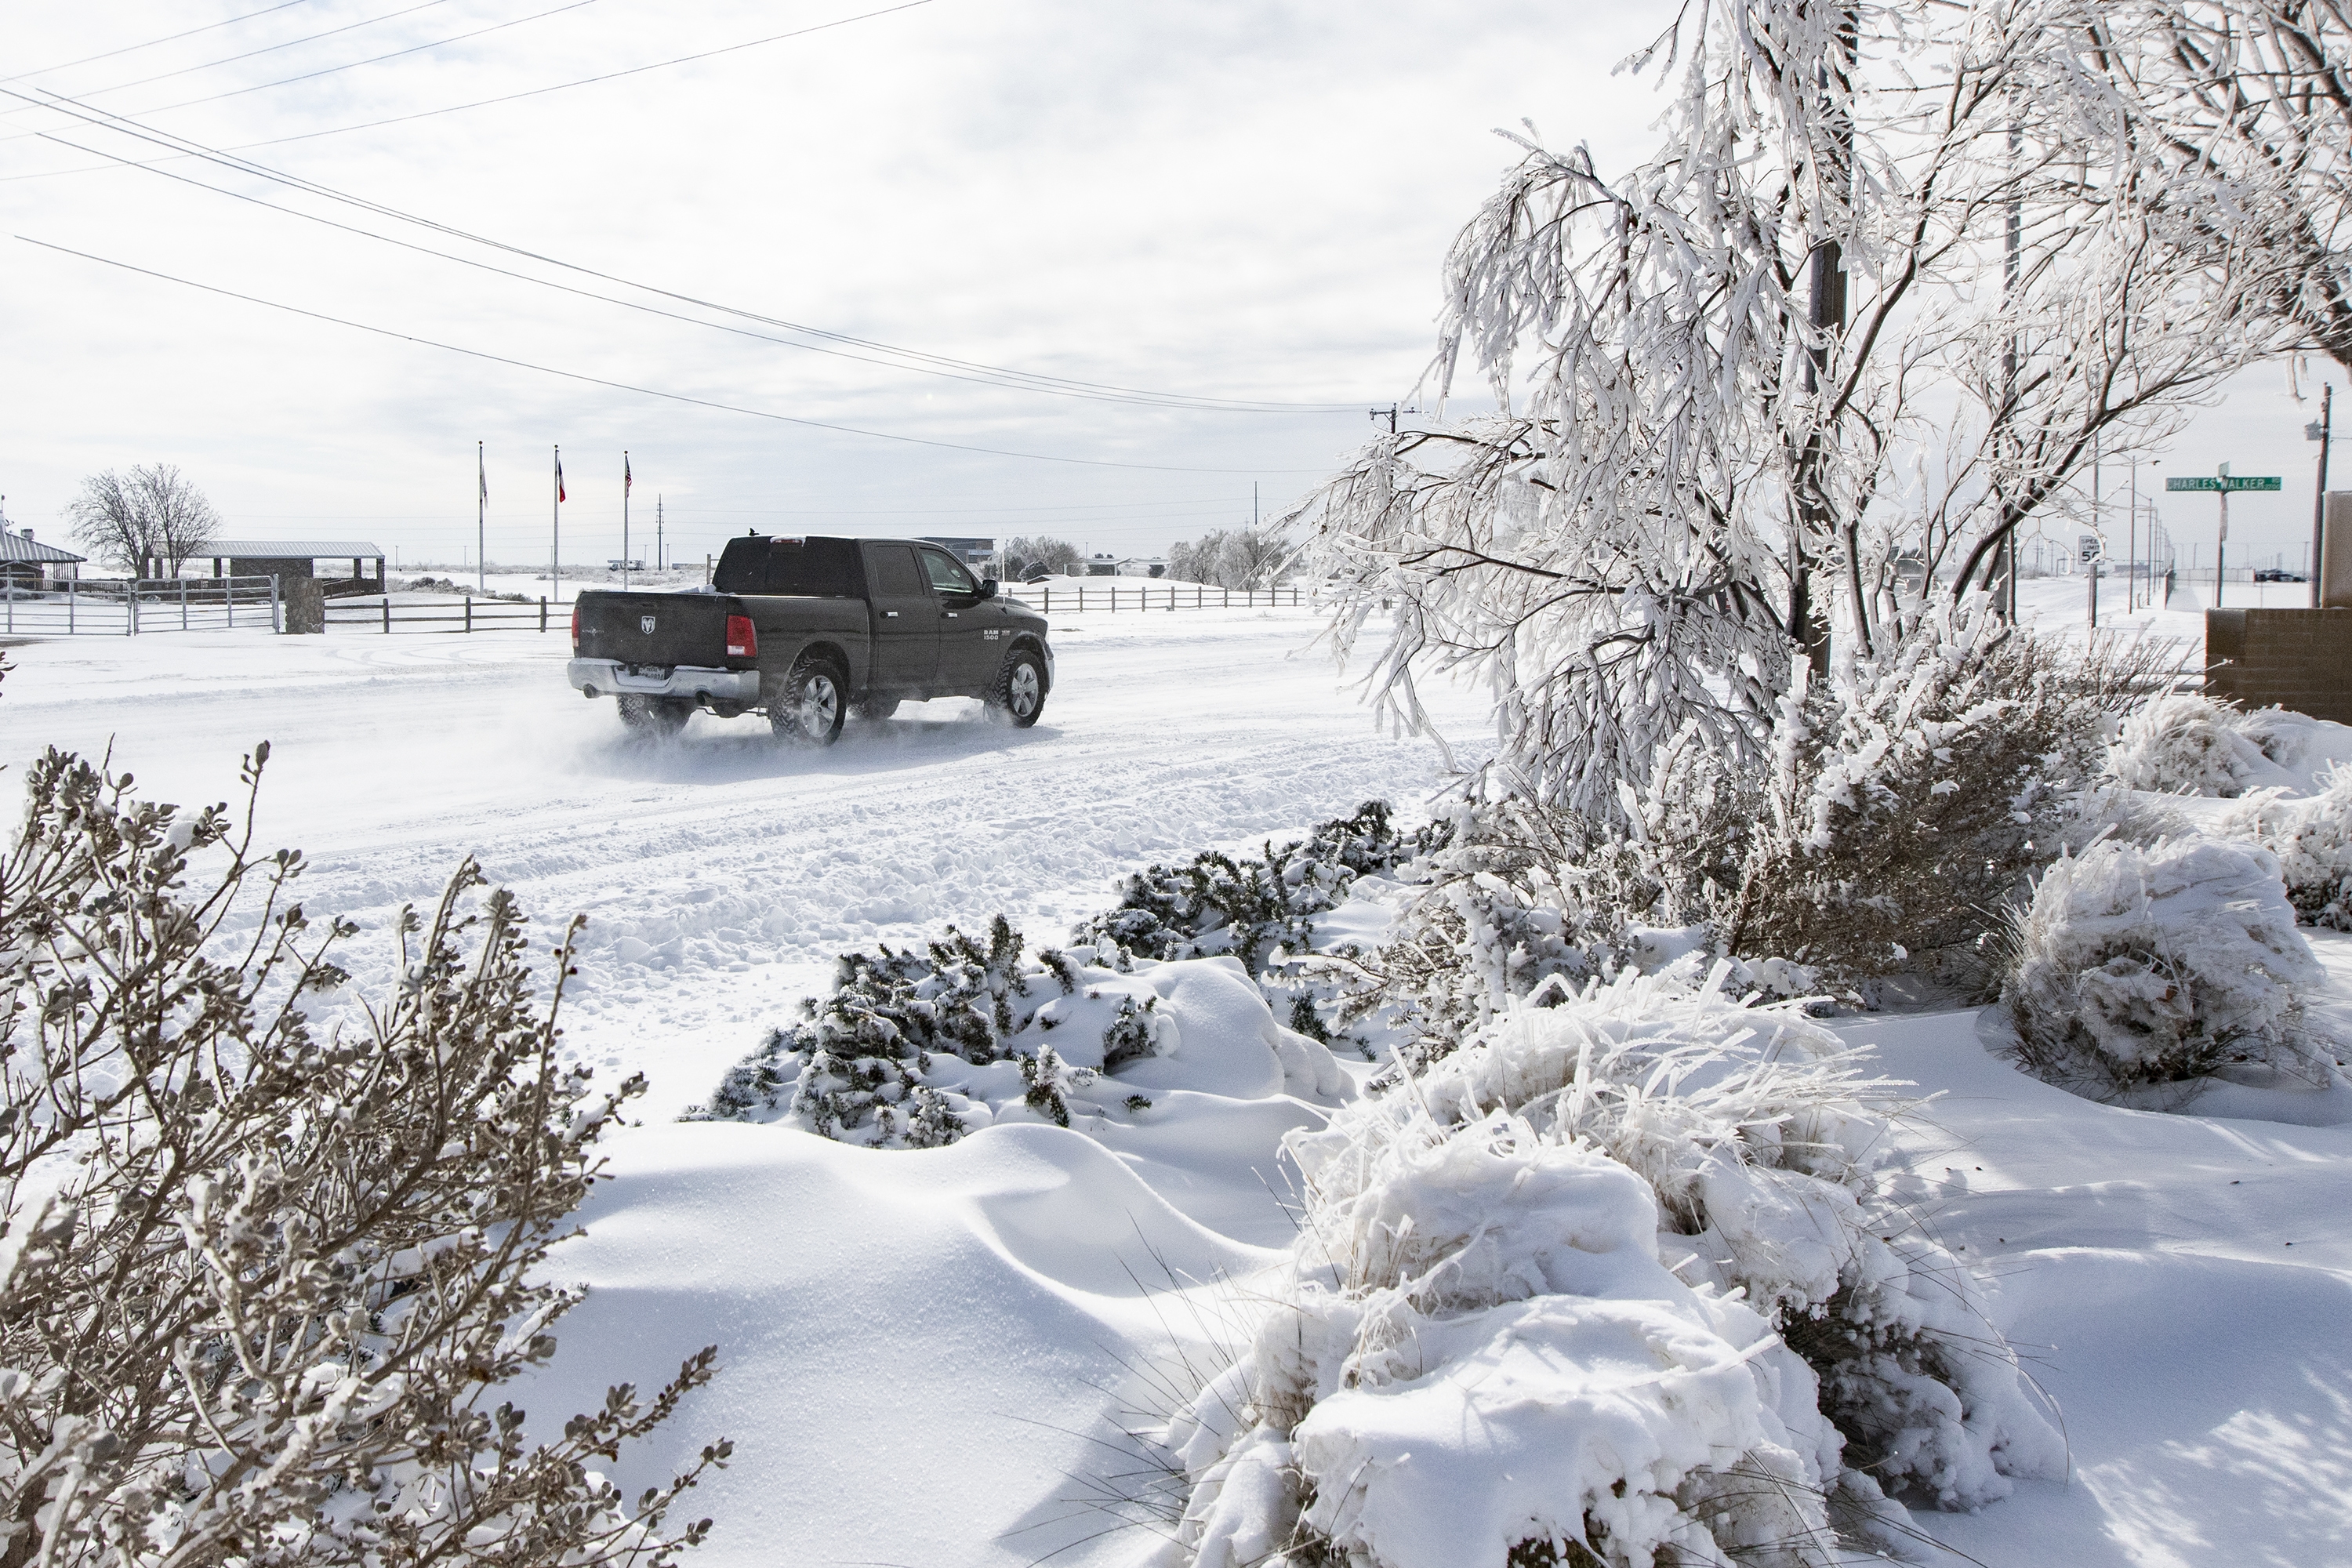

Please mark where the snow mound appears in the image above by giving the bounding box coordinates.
[2003,836,2326,1092]
[2106,695,2285,797]
[1159,973,2060,1568]
[691,920,1346,1145]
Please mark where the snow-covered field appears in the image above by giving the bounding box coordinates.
[6,608,2352,1566]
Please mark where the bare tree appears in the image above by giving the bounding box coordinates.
[65,464,221,576]
[1004,535,1080,576]
[1167,527,1294,587]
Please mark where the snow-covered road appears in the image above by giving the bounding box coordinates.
[0,609,1484,1114]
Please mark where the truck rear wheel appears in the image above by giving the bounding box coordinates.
[617,695,693,737]
[771,655,846,746]
[985,648,1047,728]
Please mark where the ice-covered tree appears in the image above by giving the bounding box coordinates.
[1303,0,2277,815]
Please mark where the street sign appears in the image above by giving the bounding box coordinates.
[2167,475,2281,492]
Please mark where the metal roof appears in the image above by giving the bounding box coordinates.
[0,531,85,564]
[208,539,385,559]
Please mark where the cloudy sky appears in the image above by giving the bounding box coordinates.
[0,0,2336,575]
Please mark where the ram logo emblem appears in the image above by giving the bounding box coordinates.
[641,615,657,634]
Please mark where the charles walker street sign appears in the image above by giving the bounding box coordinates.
[2165,464,2280,606]
[2165,475,2282,492]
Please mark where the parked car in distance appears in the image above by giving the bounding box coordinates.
[566,535,1053,745]
[2253,569,2308,583]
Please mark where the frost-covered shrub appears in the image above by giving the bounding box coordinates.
[690,920,1344,1145]
[0,736,727,1568]
[1074,800,1418,974]
[1719,612,2172,978]
[2106,694,2273,796]
[2002,837,2326,1091]
[1163,975,2061,1568]
[2218,765,2352,930]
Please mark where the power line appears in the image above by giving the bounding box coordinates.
[61,0,606,127]
[18,234,1332,477]
[9,85,1374,414]
[2,0,318,86]
[0,0,463,121]
[2,0,944,175]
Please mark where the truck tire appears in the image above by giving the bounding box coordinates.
[985,648,1047,728]
[771,654,846,746]
[851,698,901,722]
[616,695,693,737]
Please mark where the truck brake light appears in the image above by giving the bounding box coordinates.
[726,615,757,659]
[570,606,580,649]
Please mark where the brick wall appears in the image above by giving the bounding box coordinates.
[2205,608,2352,722]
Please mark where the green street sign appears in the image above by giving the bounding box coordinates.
[2167,475,2281,492]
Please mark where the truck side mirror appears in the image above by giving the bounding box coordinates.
[978,578,1000,600]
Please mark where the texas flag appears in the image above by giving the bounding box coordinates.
[555,450,566,503]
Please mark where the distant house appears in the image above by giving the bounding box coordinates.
[1082,553,1120,577]
[0,517,85,587]
[206,540,386,587]
[1118,557,1167,579]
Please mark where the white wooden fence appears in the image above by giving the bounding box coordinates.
[0,576,280,636]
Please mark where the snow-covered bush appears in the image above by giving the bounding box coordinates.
[1161,974,2060,1567]
[0,737,727,1568]
[2106,694,2274,796]
[1073,800,1418,975]
[691,920,1345,1145]
[2220,766,2352,929]
[2002,836,2326,1092]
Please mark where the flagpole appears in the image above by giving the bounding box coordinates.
[622,450,631,591]
[477,440,486,596]
[552,444,561,605]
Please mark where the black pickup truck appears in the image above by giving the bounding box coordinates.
[566,535,1053,745]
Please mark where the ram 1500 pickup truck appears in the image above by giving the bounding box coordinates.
[566,534,1053,745]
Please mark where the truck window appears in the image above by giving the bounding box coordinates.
[868,545,924,597]
[713,537,862,596]
[919,548,977,597]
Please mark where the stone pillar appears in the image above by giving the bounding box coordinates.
[281,576,325,634]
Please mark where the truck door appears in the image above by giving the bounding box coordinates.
[863,543,937,690]
[918,546,996,691]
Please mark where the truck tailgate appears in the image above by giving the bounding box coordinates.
[575,591,739,666]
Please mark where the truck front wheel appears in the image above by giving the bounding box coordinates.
[617,695,693,737]
[985,649,1047,728]
[771,655,846,746]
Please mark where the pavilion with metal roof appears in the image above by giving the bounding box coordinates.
[0,523,86,586]
[206,539,385,586]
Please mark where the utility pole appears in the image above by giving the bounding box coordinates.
[2309,384,2333,608]
[657,495,666,575]
[477,440,487,596]
[1369,405,1398,435]
[622,451,631,591]
[2127,456,2138,612]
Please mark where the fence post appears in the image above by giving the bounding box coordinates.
[5,580,13,636]
[270,575,281,633]
[539,596,547,633]
[67,579,75,633]
[129,582,138,637]
[465,597,473,634]
[180,577,189,630]
[383,594,391,634]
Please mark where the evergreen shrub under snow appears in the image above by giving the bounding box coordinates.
[1157,973,2061,1568]
[688,916,1346,1145]
[2002,837,2325,1092]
